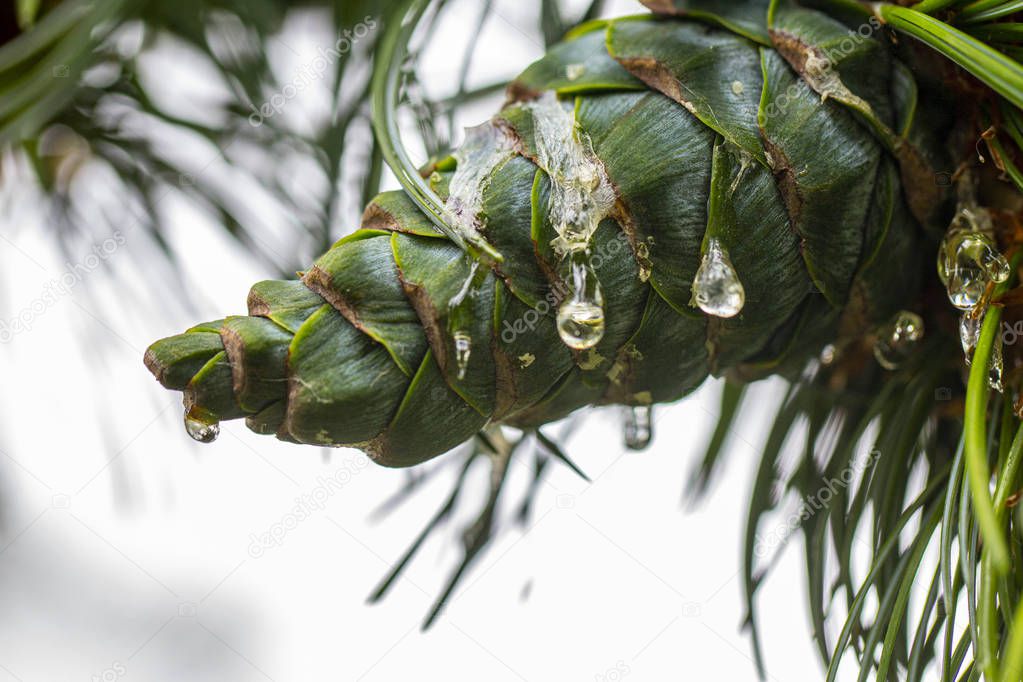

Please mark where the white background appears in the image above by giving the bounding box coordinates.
[0,1,848,680]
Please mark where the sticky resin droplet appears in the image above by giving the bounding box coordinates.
[565,63,586,81]
[448,261,483,381]
[873,311,925,370]
[960,312,983,364]
[184,410,219,444]
[453,331,471,380]
[990,334,1005,393]
[819,344,837,366]
[937,207,1011,311]
[692,238,745,318]
[623,405,653,451]
[557,249,605,350]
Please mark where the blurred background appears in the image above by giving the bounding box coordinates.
[0,0,836,678]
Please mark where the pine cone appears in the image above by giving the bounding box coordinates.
[145,7,943,466]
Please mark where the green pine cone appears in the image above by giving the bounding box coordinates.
[145,7,944,467]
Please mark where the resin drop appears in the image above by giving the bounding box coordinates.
[185,411,220,444]
[453,331,472,380]
[990,334,1005,393]
[557,302,605,350]
[447,261,483,380]
[938,207,1011,311]
[819,344,837,366]
[565,63,586,81]
[524,92,615,253]
[873,311,925,370]
[446,123,514,248]
[960,312,983,363]
[624,405,653,451]
[692,238,745,318]
[557,249,605,350]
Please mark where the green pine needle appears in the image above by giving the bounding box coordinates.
[877,5,1023,110]
[965,303,1010,575]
